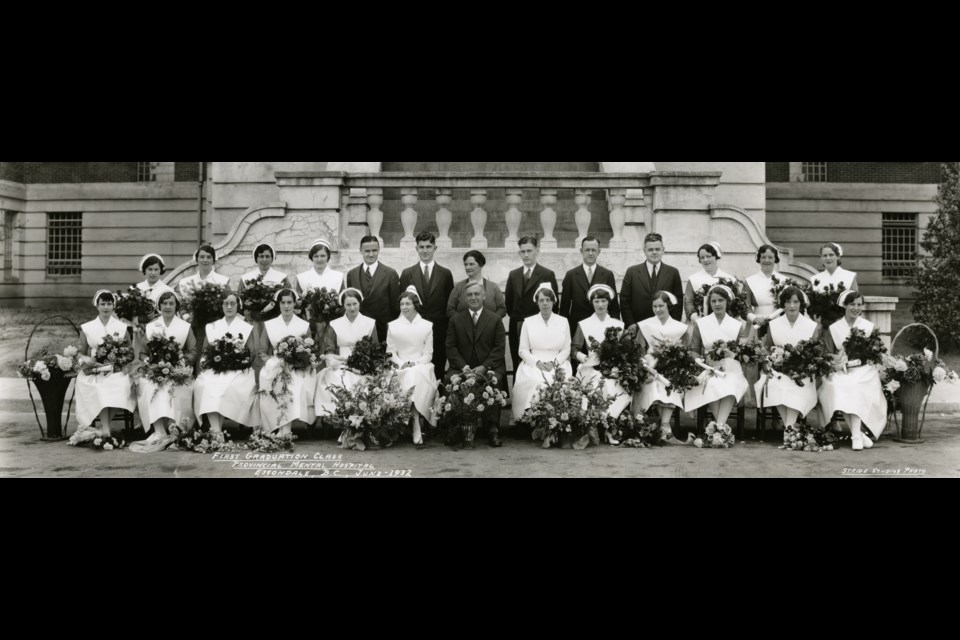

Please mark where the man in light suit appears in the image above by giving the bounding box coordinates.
[620,233,684,328]
[560,236,620,373]
[504,236,558,378]
[400,231,456,380]
[345,236,400,343]
[445,282,507,448]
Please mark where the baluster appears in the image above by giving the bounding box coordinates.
[470,189,488,249]
[608,188,627,247]
[574,189,592,247]
[399,188,419,249]
[366,188,384,246]
[435,189,453,249]
[504,188,523,247]
[539,189,558,249]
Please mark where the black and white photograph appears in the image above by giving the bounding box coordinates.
[1,161,957,478]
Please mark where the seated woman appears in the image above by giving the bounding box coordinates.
[633,291,689,444]
[73,290,137,439]
[684,242,737,322]
[386,286,440,447]
[258,288,316,436]
[194,291,261,433]
[754,286,821,434]
[511,284,573,422]
[818,291,887,451]
[136,253,176,324]
[134,291,198,448]
[314,288,378,418]
[684,285,751,432]
[571,285,631,435]
[446,250,508,319]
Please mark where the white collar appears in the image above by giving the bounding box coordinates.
[583,263,597,272]
[420,261,436,271]
[363,261,379,273]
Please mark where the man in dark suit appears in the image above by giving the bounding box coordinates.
[345,236,400,342]
[445,282,507,447]
[400,231,455,380]
[505,236,558,378]
[620,233,684,328]
[560,236,621,373]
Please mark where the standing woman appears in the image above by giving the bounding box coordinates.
[685,285,752,431]
[194,292,260,434]
[295,239,344,296]
[314,288,378,418]
[684,243,737,321]
[134,291,197,447]
[136,254,175,323]
[386,287,439,447]
[754,286,821,434]
[74,290,137,438]
[258,288,316,436]
[511,284,573,423]
[238,242,290,319]
[745,244,784,327]
[633,291,689,443]
[176,244,231,298]
[812,242,859,327]
[446,250,507,319]
[570,285,630,429]
[818,291,886,451]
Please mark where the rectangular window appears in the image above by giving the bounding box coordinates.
[801,162,827,182]
[137,162,157,182]
[46,212,83,276]
[882,212,918,278]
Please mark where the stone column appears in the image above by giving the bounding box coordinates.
[366,188,384,247]
[470,189,488,249]
[399,188,419,249]
[574,189,592,246]
[435,189,453,249]
[539,189,558,249]
[608,188,627,247]
[504,188,523,247]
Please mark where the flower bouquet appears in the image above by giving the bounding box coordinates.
[200,332,254,373]
[170,418,241,453]
[838,327,886,371]
[803,280,847,325]
[299,287,345,325]
[326,373,414,451]
[18,345,80,382]
[691,422,735,449]
[431,369,508,446]
[84,333,136,375]
[725,338,765,367]
[705,340,733,364]
[133,333,193,401]
[776,340,833,387]
[881,347,959,441]
[259,335,321,425]
[242,274,283,323]
[606,411,662,448]
[247,431,298,453]
[345,335,395,376]
[516,367,610,450]
[180,281,227,328]
[779,419,840,452]
[114,285,157,324]
[68,428,126,450]
[587,326,646,394]
[90,434,125,451]
[648,339,702,394]
[693,277,751,319]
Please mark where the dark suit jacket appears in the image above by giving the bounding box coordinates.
[345,262,400,328]
[446,308,507,383]
[505,264,559,325]
[400,263,455,323]
[620,262,684,326]
[560,264,621,334]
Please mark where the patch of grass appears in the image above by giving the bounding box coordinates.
[0,308,90,377]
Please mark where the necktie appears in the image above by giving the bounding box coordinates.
[362,267,372,295]
[424,265,431,284]
[651,264,659,289]
[473,311,480,326]
[587,267,594,284]
[524,268,531,283]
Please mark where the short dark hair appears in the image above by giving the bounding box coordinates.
[96,291,115,305]
[157,291,180,311]
[842,291,865,307]
[223,291,243,311]
[708,286,732,303]
[141,255,166,275]
[341,289,363,305]
[308,244,331,260]
[756,244,780,264]
[589,288,611,302]
[778,286,807,313]
[820,242,843,267]
[652,291,676,307]
[276,288,298,304]
[463,250,486,267]
[518,236,539,248]
[698,243,720,259]
[254,244,275,261]
[536,288,557,303]
[581,236,600,248]
[360,236,380,248]
[644,233,664,247]
[399,290,422,312]
[415,231,437,245]
[196,244,217,262]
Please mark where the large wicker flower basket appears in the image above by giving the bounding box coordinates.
[890,323,937,444]
[25,316,81,440]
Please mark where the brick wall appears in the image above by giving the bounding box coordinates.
[766,162,941,184]
[175,162,202,182]
[765,162,790,182]
[0,162,25,182]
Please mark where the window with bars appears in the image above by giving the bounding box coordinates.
[882,212,918,278]
[801,162,827,182]
[46,212,83,276]
[137,162,157,182]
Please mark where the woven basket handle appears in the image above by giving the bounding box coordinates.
[24,315,82,360]
[891,323,939,360]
